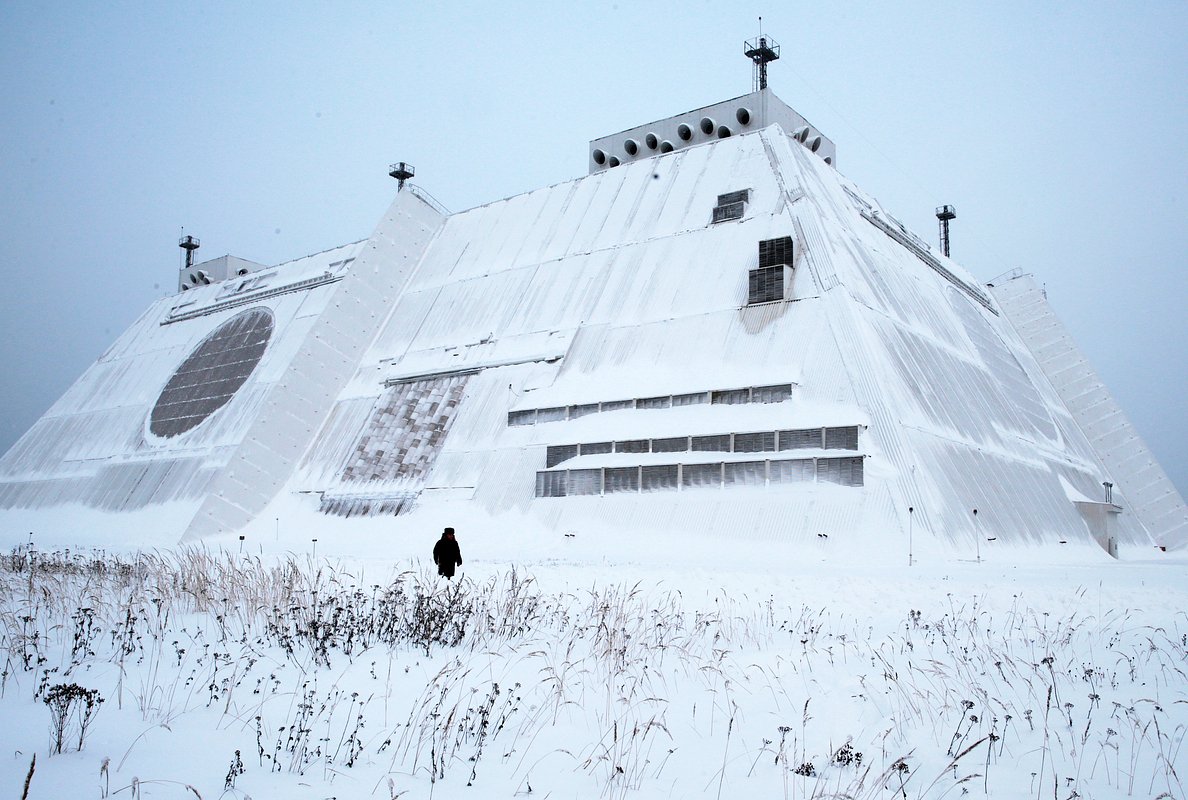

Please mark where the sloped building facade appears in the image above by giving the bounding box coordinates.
[2,90,1184,554]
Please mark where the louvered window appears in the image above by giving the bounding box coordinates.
[752,384,793,403]
[568,403,599,419]
[508,410,537,426]
[769,459,816,484]
[712,189,751,224]
[672,392,708,406]
[681,463,723,489]
[641,465,679,491]
[712,202,745,223]
[779,429,823,450]
[605,467,640,493]
[535,471,567,497]
[600,400,633,412]
[824,426,859,450]
[579,441,613,456]
[711,388,750,405]
[615,439,650,453]
[718,190,751,206]
[652,436,689,453]
[817,456,864,486]
[636,395,671,409]
[536,407,567,423]
[758,236,794,267]
[568,469,603,495]
[692,434,732,452]
[725,461,767,486]
[546,444,578,467]
[748,266,787,304]
[733,432,776,452]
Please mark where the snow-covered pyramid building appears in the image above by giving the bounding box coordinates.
[2,88,1184,555]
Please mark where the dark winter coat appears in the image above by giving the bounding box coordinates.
[433,534,462,578]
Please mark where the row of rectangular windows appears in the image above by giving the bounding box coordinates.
[545,426,860,468]
[535,456,864,497]
[508,383,794,427]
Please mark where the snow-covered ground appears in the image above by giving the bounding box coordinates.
[1,522,1185,799]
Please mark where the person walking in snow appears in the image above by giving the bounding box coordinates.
[433,527,462,579]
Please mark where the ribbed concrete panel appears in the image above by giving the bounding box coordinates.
[182,190,446,540]
[991,274,1187,549]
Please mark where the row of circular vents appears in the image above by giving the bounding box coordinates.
[592,106,830,167]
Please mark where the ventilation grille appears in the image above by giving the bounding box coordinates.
[758,236,794,268]
[509,382,793,426]
[544,426,860,468]
[711,188,751,224]
[748,265,787,304]
[712,202,745,224]
[536,456,864,497]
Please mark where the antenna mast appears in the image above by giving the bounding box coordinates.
[935,205,956,258]
[389,161,415,191]
[179,234,200,270]
[744,17,780,92]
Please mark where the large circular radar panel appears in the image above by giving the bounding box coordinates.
[149,307,275,438]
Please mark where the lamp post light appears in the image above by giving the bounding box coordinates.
[908,506,914,567]
[973,508,980,564]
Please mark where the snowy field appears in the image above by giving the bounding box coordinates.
[1,523,1185,799]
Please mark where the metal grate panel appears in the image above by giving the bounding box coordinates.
[508,409,537,427]
[817,456,864,486]
[535,471,567,497]
[692,434,732,452]
[712,202,745,224]
[758,236,794,268]
[711,388,750,405]
[748,266,785,304]
[824,426,859,451]
[641,464,679,492]
[636,395,672,409]
[724,460,766,486]
[568,403,599,419]
[568,469,602,495]
[681,462,723,489]
[605,467,640,493]
[769,458,816,483]
[546,444,579,467]
[717,189,751,206]
[752,384,793,403]
[733,431,776,452]
[779,429,823,450]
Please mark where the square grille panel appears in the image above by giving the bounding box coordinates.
[758,236,794,268]
[712,201,745,223]
[748,266,785,304]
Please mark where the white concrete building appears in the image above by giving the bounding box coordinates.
[2,90,1184,556]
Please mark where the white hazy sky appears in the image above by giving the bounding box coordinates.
[1,2,1185,499]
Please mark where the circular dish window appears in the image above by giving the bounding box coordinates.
[149,307,274,438]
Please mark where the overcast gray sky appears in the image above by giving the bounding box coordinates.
[1,1,1185,499]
